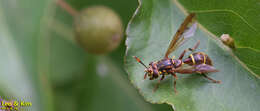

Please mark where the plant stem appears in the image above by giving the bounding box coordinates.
[56,0,79,17]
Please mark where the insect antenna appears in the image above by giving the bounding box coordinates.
[133,56,148,69]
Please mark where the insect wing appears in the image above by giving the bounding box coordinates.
[174,64,219,74]
[164,13,196,58]
[173,65,196,74]
[174,22,198,48]
[183,22,197,38]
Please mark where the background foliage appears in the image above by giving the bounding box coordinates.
[0,0,172,111]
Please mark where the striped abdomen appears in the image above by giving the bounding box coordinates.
[183,52,212,66]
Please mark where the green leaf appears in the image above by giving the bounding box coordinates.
[125,0,260,110]
[178,0,260,76]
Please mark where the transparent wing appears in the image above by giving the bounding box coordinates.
[164,13,197,58]
[183,22,197,38]
[174,65,196,74]
[172,22,198,49]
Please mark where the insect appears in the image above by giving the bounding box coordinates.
[133,13,221,93]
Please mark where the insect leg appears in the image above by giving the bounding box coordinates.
[144,73,148,79]
[172,73,178,94]
[201,74,221,83]
[153,75,165,92]
[179,49,187,59]
[188,40,200,51]
[179,40,200,59]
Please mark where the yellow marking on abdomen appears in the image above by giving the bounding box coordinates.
[171,59,175,65]
[190,54,196,65]
[198,52,206,64]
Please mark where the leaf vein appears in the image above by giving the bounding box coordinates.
[247,64,260,70]
[190,9,258,32]
[236,47,260,53]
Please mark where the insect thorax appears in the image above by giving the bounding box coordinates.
[156,59,182,74]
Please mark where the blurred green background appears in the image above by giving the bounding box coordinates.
[0,0,172,111]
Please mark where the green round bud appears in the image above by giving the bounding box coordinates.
[74,6,123,54]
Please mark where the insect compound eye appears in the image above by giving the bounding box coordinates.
[152,71,159,78]
[148,71,152,76]
[153,73,158,78]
